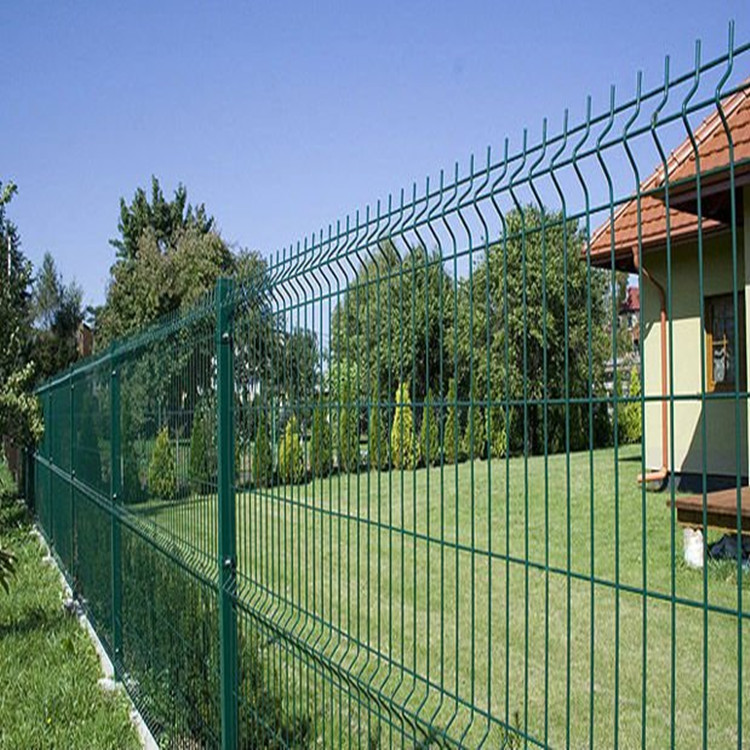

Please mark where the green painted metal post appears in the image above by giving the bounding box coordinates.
[216,278,238,750]
[70,373,76,581]
[110,345,123,675]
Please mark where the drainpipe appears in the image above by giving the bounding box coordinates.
[632,246,669,486]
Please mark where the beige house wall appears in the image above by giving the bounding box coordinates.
[641,194,750,478]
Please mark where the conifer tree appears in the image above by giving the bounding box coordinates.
[367,389,390,471]
[148,426,177,500]
[419,388,440,467]
[390,381,416,470]
[278,415,304,484]
[252,409,273,488]
[443,377,462,464]
[310,398,332,478]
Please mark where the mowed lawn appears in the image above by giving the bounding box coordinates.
[137,444,749,748]
[0,464,139,750]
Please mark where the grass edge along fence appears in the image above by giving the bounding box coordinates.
[29,26,750,749]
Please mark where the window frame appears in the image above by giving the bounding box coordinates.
[705,291,746,393]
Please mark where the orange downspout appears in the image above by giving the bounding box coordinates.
[632,246,669,485]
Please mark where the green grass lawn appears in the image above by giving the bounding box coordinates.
[130,444,749,748]
[0,463,140,750]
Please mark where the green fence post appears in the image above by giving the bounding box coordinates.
[110,344,123,675]
[216,278,238,750]
[70,372,76,581]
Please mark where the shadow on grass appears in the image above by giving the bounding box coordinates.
[0,604,62,639]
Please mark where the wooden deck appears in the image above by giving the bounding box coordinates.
[668,487,750,533]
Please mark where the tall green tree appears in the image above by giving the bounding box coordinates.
[0,181,42,445]
[453,207,611,455]
[110,176,214,261]
[330,242,454,404]
[97,178,237,347]
[31,252,84,382]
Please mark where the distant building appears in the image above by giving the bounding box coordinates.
[620,285,640,350]
[76,322,94,358]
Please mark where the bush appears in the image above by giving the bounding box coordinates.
[310,399,332,478]
[618,366,642,444]
[278,415,304,485]
[190,411,211,494]
[390,381,416,470]
[120,529,309,748]
[147,427,177,500]
[252,410,273,488]
[443,378,463,464]
[419,388,440,467]
[367,395,390,471]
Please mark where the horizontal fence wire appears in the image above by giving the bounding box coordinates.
[29,24,750,749]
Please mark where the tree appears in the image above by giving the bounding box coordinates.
[443,378,462,465]
[390,381,416,470]
[618,366,642,445]
[148,427,177,500]
[419,388,440,467]
[31,252,84,382]
[110,176,214,261]
[278,415,304,485]
[337,376,360,474]
[252,409,273,488]
[330,242,454,405]
[96,178,238,347]
[461,381,486,460]
[190,410,211,494]
[0,181,42,446]
[488,405,509,459]
[452,206,611,455]
[367,387,390,471]
[310,397,332,478]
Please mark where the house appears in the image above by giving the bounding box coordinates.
[589,83,750,491]
[620,286,640,350]
[76,322,94,358]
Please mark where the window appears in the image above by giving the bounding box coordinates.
[705,292,746,392]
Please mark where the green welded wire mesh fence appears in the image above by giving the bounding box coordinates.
[27,26,750,749]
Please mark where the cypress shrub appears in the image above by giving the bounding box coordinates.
[337,379,359,474]
[252,410,273,488]
[148,426,177,501]
[189,411,211,494]
[443,378,463,464]
[618,366,642,444]
[367,396,390,471]
[310,398,332,478]
[419,388,440,467]
[278,415,304,485]
[461,382,486,460]
[390,381,415,470]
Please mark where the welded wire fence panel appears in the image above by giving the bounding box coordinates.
[30,27,750,749]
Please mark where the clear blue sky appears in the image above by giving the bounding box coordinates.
[3,1,750,307]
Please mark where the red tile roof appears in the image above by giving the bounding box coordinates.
[588,83,750,268]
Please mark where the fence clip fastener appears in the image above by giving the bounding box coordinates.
[221,331,232,345]
[223,557,236,572]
